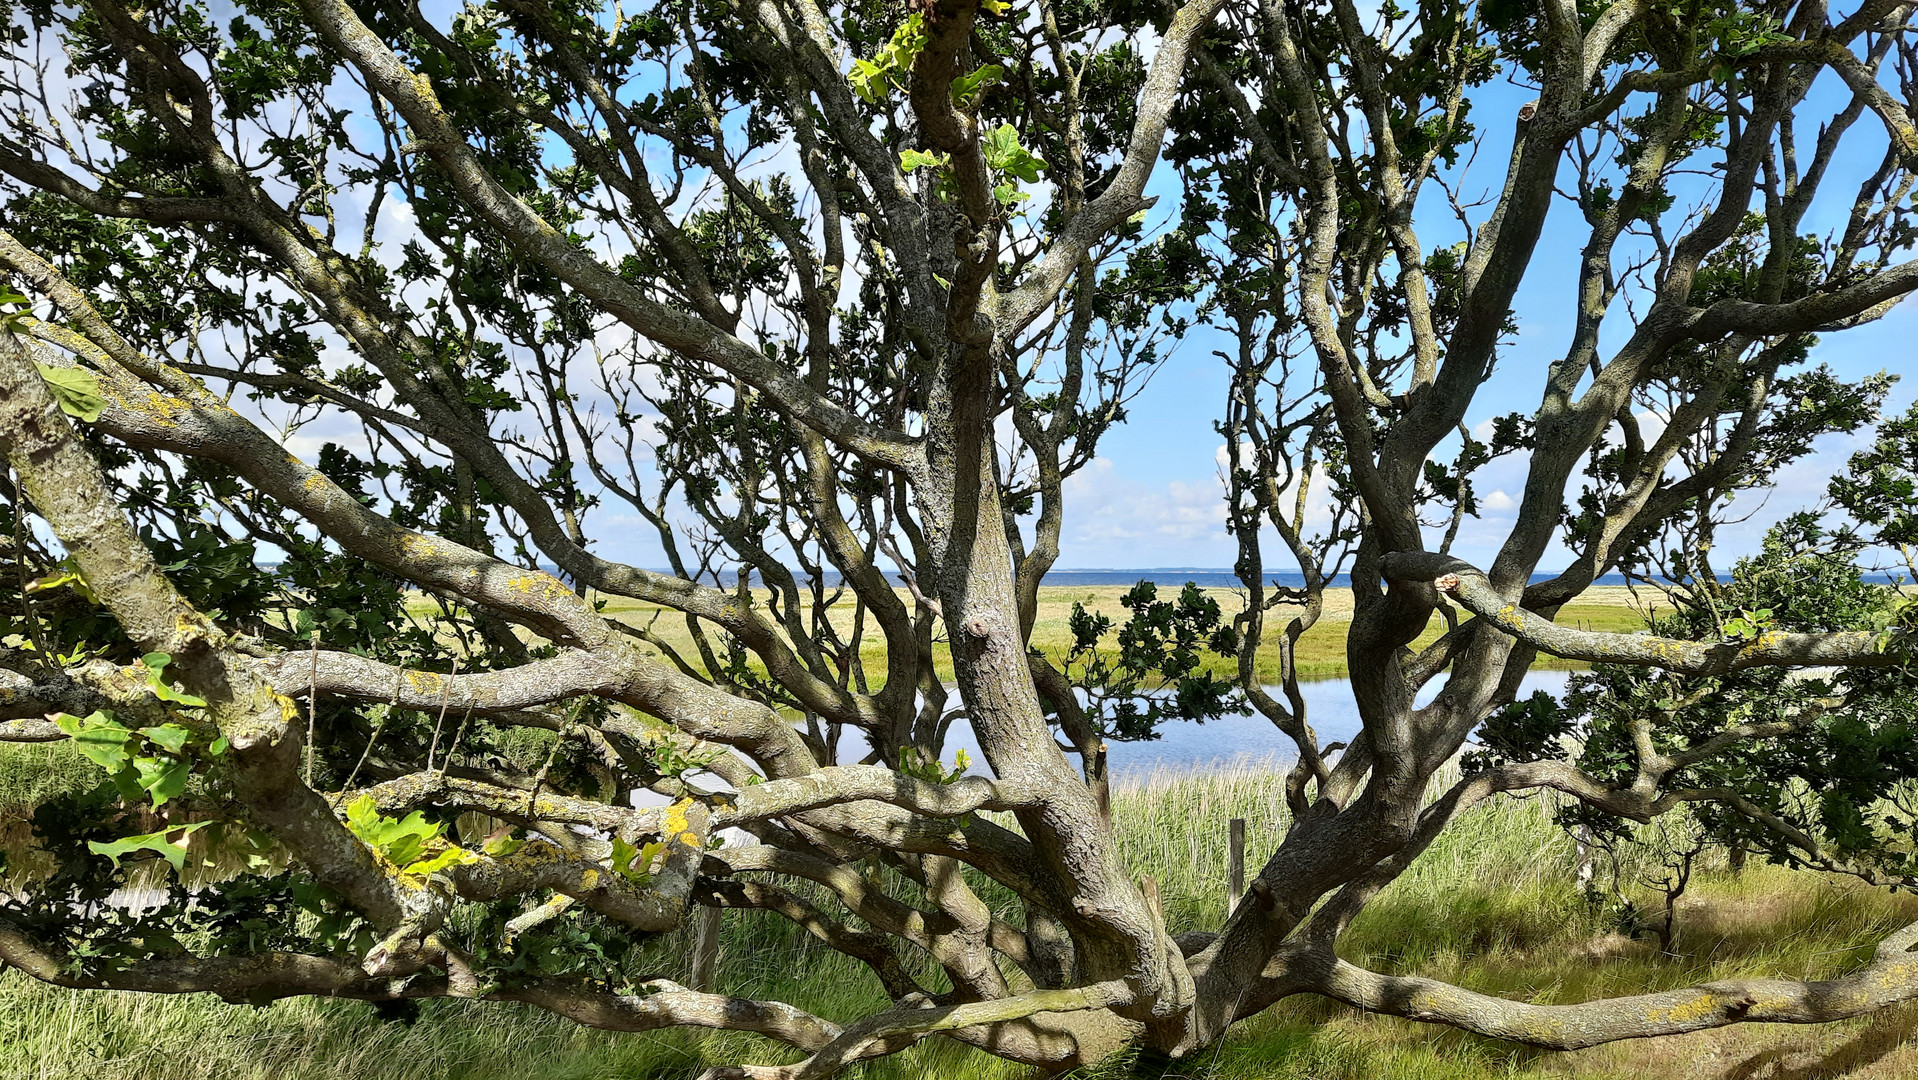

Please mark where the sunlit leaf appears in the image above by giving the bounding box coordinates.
[33,363,106,422]
[88,821,215,876]
[134,755,192,808]
[55,711,135,772]
[140,724,194,755]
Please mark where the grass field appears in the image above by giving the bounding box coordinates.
[5,759,1915,1080]
[581,584,1662,685]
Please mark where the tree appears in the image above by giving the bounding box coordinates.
[3,0,1918,1072]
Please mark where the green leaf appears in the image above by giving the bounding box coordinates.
[900,148,947,173]
[979,0,1012,12]
[981,123,1047,204]
[140,724,195,755]
[134,755,192,808]
[612,835,643,881]
[637,840,666,876]
[88,821,214,876]
[344,794,387,839]
[982,124,1046,182]
[371,810,436,864]
[55,711,136,772]
[25,557,92,599]
[848,13,927,104]
[611,836,667,883]
[949,64,1002,108]
[140,653,209,707]
[401,845,472,877]
[481,825,523,858]
[849,58,887,104]
[33,363,107,422]
[342,794,469,877]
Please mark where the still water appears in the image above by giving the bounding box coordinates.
[932,670,1575,778]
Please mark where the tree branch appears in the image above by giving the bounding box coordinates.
[1382,553,1907,675]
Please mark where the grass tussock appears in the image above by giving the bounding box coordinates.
[8,761,1916,1080]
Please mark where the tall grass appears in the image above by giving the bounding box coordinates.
[7,761,1917,1080]
[581,586,1655,686]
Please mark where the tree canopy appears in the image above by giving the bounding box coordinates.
[4,0,1918,1073]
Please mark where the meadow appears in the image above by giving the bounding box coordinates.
[6,759,1916,1080]
[10,585,1906,1080]
[574,583,1660,685]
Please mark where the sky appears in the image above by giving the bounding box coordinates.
[1062,302,1918,572]
[1041,68,1918,574]
[295,24,1918,580]
[16,3,1910,580]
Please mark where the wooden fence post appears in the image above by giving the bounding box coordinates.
[1141,875,1163,925]
[690,905,722,992]
[1228,817,1246,915]
[1575,823,1596,894]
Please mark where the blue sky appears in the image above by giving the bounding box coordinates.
[230,9,1918,579]
[1051,69,1918,572]
[1067,299,1918,572]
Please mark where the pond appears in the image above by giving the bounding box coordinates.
[933,669,1576,778]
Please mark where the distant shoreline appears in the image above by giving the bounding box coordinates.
[287,560,1913,588]
[609,568,1912,587]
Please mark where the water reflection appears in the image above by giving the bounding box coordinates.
[935,669,1575,778]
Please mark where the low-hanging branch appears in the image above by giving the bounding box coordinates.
[1295,921,1918,1049]
[1381,552,1911,675]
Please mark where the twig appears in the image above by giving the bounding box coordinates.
[305,628,320,786]
[439,703,475,780]
[426,656,458,777]
[343,665,403,792]
[526,696,581,815]
[10,468,48,659]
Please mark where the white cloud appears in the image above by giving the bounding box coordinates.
[1054,444,1344,567]
[277,423,374,463]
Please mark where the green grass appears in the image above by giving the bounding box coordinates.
[0,738,102,884]
[7,760,1916,1080]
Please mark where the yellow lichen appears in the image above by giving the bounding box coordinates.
[507,572,572,601]
[1516,1015,1563,1041]
[1648,993,1719,1024]
[119,388,190,429]
[1879,961,1918,988]
[662,798,702,848]
[398,533,438,559]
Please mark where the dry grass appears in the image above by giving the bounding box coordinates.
[584,584,1659,686]
[19,699,1910,1080]
[1112,766,1918,1080]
